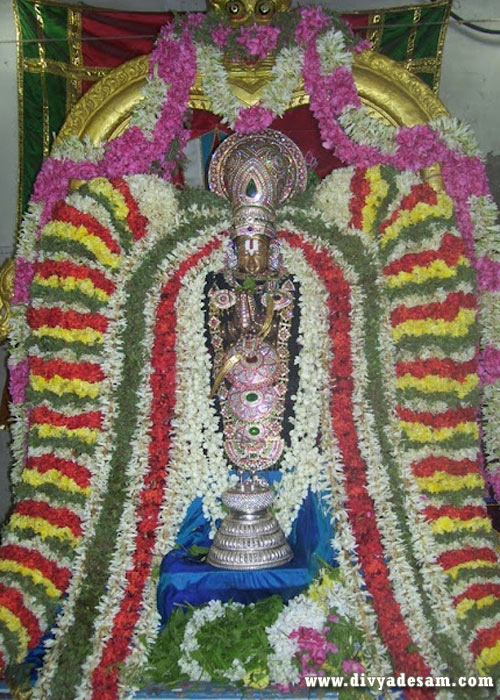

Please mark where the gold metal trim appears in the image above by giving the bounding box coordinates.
[13,0,25,231]
[34,3,51,158]
[405,8,421,62]
[57,50,449,147]
[23,57,109,81]
[67,8,83,111]
[433,0,452,94]
[0,259,14,345]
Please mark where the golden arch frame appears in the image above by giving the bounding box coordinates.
[56,50,448,145]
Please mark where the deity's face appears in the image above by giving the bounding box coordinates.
[235,235,270,275]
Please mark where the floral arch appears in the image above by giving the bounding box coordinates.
[2,7,500,699]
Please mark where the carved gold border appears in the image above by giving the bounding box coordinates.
[0,259,14,345]
[56,50,449,147]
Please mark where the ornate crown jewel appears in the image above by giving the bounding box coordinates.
[208,0,291,25]
[208,129,307,239]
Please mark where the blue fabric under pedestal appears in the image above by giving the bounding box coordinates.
[157,487,334,624]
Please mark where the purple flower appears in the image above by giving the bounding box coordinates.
[236,25,280,59]
[290,626,332,667]
[8,359,29,405]
[476,256,500,292]
[184,12,204,29]
[354,38,372,53]
[394,125,442,171]
[12,258,35,304]
[103,127,154,177]
[295,7,330,45]
[488,471,500,503]
[211,25,232,47]
[327,614,339,623]
[234,105,274,134]
[478,345,500,385]
[32,158,71,204]
[342,659,365,674]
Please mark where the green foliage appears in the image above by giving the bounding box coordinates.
[137,595,284,688]
[192,596,284,683]
[136,607,194,686]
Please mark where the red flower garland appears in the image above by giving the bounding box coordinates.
[383,233,465,276]
[0,583,41,647]
[51,202,121,255]
[391,292,476,325]
[26,455,91,489]
[35,259,115,296]
[110,178,149,241]
[13,501,83,539]
[29,357,105,383]
[348,167,369,229]
[438,547,497,571]
[379,184,437,235]
[89,236,221,699]
[0,545,71,591]
[27,308,109,333]
[280,231,434,698]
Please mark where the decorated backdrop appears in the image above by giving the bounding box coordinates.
[13,0,452,220]
[3,4,500,699]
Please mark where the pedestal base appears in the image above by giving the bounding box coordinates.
[207,483,293,570]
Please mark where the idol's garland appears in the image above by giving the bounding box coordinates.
[29,176,181,700]
[71,232,226,700]
[377,302,476,670]
[282,217,455,679]
[280,174,500,683]
[5,179,139,677]
[117,241,392,693]
[8,200,45,487]
[91,225,383,694]
[115,228,395,692]
[119,240,229,694]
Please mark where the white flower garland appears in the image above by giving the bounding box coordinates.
[277,222,394,677]
[178,599,243,681]
[338,105,397,153]
[81,221,227,695]
[32,217,130,700]
[266,593,325,685]
[312,165,356,231]
[50,134,104,164]
[196,43,303,128]
[118,218,228,688]
[124,175,179,237]
[260,46,303,118]
[317,29,353,74]
[196,44,240,126]
[129,75,170,138]
[428,116,483,159]
[378,299,475,670]
[469,194,500,261]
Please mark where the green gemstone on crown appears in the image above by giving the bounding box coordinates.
[249,426,260,436]
[246,178,258,198]
[246,392,259,402]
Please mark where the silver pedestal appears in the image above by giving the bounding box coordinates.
[207,483,293,570]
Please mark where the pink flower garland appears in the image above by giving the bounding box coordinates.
[236,24,280,60]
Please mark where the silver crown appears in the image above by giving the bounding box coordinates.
[208,129,307,239]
